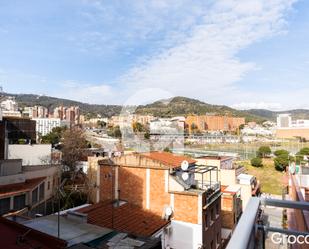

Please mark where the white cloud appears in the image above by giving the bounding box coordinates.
[55,81,113,104]
[5,0,299,110]
[119,0,296,107]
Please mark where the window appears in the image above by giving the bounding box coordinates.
[211,208,215,221]
[0,198,11,215]
[47,181,50,190]
[216,203,220,217]
[39,182,45,201]
[217,232,220,247]
[14,194,26,210]
[32,187,38,204]
[204,214,209,230]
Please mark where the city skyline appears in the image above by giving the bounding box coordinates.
[0,0,309,110]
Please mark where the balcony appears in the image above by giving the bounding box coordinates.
[226,197,309,249]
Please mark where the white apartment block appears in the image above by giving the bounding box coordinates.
[33,118,61,136]
[277,114,292,128]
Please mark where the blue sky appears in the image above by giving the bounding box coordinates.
[0,0,308,110]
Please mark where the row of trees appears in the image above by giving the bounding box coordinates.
[251,145,309,172]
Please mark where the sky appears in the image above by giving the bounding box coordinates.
[0,0,309,110]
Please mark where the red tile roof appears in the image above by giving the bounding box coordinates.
[0,217,67,249]
[141,151,196,169]
[0,177,46,198]
[77,201,169,237]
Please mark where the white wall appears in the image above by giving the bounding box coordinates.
[163,220,203,249]
[8,144,52,166]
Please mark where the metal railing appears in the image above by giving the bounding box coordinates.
[226,197,309,249]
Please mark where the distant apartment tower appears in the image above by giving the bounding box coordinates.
[65,106,80,125]
[277,114,292,128]
[53,106,80,125]
[24,105,49,118]
[33,118,61,137]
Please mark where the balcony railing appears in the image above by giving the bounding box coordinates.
[226,197,309,249]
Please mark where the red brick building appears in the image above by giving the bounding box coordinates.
[94,151,222,249]
[186,115,245,133]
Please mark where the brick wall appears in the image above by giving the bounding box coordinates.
[203,196,222,249]
[186,115,245,133]
[99,165,115,202]
[149,169,170,216]
[173,193,199,224]
[118,166,146,208]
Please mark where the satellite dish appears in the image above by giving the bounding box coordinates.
[181,172,189,181]
[165,206,173,217]
[181,160,189,171]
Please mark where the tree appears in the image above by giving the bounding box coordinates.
[144,131,150,139]
[61,129,88,173]
[107,125,122,138]
[190,123,198,133]
[257,146,271,158]
[41,126,67,145]
[295,147,309,163]
[239,124,245,130]
[132,122,145,132]
[297,147,309,156]
[251,157,263,167]
[274,149,289,157]
[274,155,289,172]
[97,120,106,128]
[163,147,172,153]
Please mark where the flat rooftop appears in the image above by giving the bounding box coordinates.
[23,214,112,247]
[0,216,67,249]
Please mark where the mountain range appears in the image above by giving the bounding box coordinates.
[3,92,309,122]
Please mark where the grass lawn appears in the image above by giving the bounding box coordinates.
[238,158,286,195]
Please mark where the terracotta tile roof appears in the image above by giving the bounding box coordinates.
[140,151,196,169]
[77,201,169,237]
[0,217,67,249]
[0,177,46,198]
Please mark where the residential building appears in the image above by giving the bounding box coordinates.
[195,156,260,209]
[0,129,60,217]
[0,117,36,160]
[132,114,155,126]
[150,117,185,134]
[221,185,242,230]
[33,117,61,137]
[276,114,309,139]
[277,113,292,128]
[226,171,309,249]
[0,96,21,117]
[65,106,80,125]
[0,159,59,216]
[88,151,222,249]
[53,106,80,125]
[24,105,49,118]
[185,115,245,133]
